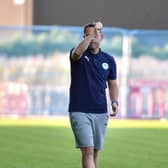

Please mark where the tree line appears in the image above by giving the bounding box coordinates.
[0,29,168,60]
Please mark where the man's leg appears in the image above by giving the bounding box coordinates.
[92,113,109,168]
[81,147,95,168]
[94,149,99,168]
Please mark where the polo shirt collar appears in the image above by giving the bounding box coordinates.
[87,48,101,56]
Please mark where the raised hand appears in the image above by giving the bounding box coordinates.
[95,21,103,34]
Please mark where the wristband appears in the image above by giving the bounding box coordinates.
[111,100,119,106]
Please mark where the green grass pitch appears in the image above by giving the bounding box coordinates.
[0,117,168,168]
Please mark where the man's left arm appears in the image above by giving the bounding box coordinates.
[108,79,119,116]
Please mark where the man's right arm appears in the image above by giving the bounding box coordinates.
[71,34,95,61]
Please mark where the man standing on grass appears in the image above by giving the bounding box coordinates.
[68,21,119,168]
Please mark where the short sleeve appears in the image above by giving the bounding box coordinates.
[69,48,74,61]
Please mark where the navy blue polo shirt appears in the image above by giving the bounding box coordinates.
[68,48,117,113]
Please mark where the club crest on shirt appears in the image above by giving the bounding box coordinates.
[102,62,109,70]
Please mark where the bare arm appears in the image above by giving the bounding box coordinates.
[71,34,95,61]
[108,79,119,116]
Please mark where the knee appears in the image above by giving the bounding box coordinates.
[81,148,94,158]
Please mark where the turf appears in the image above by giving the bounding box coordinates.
[0,118,168,168]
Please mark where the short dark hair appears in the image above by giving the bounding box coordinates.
[83,22,96,34]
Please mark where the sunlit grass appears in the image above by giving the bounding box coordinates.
[0,116,70,127]
[0,117,168,128]
[0,117,168,168]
